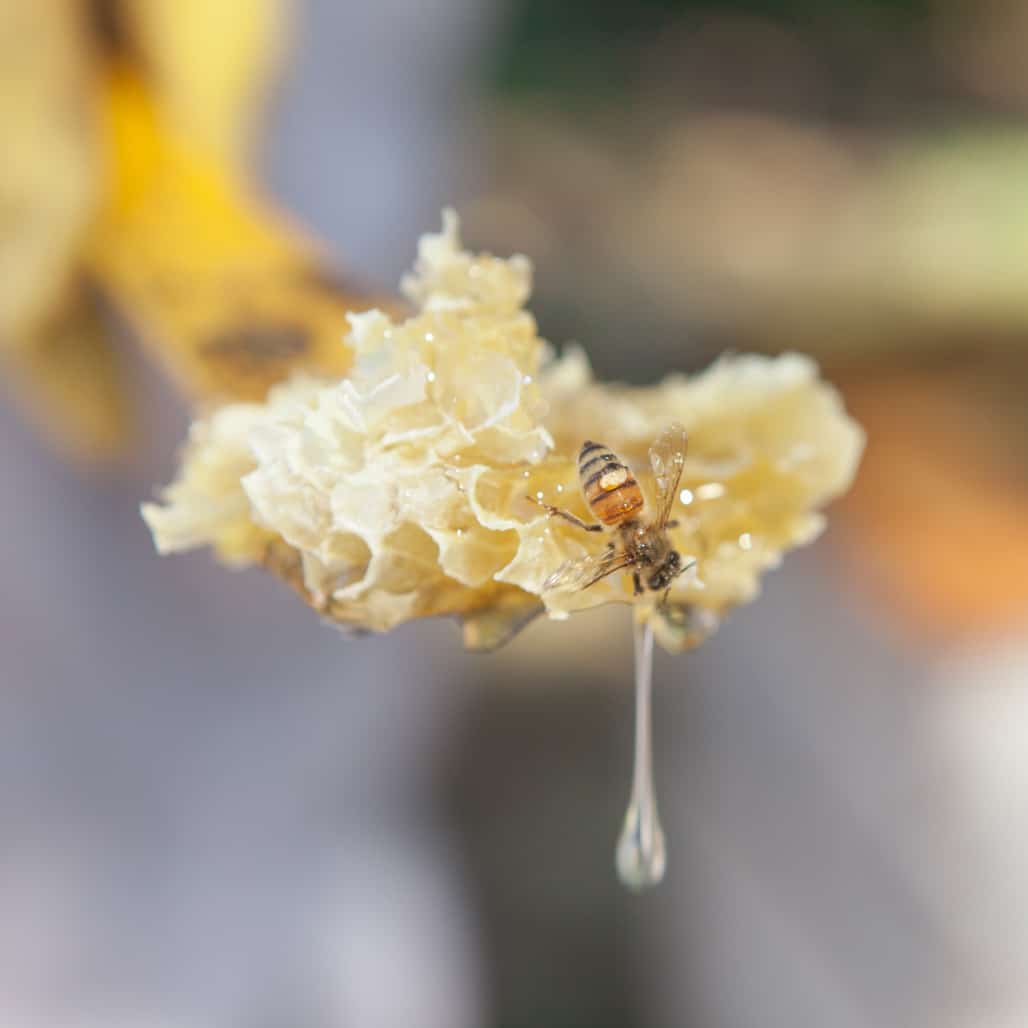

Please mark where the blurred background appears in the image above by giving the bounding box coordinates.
[2,1,1028,1026]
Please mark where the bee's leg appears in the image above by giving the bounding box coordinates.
[526,495,603,532]
[655,560,694,615]
[633,571,643,596]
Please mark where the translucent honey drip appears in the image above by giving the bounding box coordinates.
[616,618,667,890]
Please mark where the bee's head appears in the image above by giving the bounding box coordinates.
[646,549,683,592]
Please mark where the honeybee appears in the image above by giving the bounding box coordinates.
[530,423,693,601]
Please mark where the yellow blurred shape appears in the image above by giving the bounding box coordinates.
[1,0,386,461]
[0,0,98,347]
[4,285,131,462]
[118,0,287,164]
[90,66,360,403]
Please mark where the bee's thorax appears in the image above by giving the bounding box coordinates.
[619,521,671,566]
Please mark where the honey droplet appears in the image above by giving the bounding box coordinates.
[616,618,666,891]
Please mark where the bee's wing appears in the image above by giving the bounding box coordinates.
[649,422,688,529]
[544,549,634,592]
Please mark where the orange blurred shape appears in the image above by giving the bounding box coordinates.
[836,366,1028,650]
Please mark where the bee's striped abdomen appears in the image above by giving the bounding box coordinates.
[578,440,645,526]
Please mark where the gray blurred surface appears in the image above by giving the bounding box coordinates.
[0,371,484,1027]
